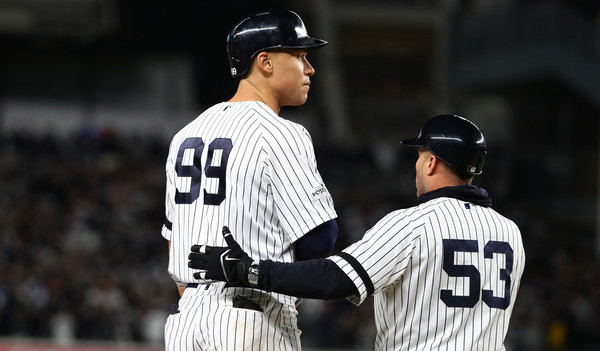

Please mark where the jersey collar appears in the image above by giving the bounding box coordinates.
[418,184,492,207]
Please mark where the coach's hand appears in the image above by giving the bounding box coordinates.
[188,226,255,286]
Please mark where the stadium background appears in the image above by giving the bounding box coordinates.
[1,0,599,350]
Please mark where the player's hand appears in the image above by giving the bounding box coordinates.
[188,226,255,286]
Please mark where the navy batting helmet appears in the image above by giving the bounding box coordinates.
[226,10,327,78]
[401,114,487,179]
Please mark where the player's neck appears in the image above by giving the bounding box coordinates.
[229,79,281,114]
[425,173,470,194]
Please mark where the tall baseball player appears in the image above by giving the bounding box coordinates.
[162,10,338,351]
[190,114,526,350]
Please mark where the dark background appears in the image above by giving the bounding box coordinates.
[1,0,599,350]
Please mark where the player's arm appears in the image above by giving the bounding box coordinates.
[258,258,357,299]
[294,219,338,260]
[168,240,186,297]
[189,227,358,300]
[164,151,186,296]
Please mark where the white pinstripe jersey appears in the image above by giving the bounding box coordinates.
[162,101,337,304]
[330,197,525,351]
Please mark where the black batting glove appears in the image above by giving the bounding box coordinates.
[188,226,255,286]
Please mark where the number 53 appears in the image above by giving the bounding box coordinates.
[441,238,513,310]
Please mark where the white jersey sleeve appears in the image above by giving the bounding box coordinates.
[329,207,419,304]
[162,144,177,242]
[262,120,336,242]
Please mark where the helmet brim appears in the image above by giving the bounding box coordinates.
[296,37,328,48]
[264,37,328,51]
[400,138,425,148]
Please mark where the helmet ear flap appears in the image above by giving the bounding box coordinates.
[228,57,242,77]
[469,150,486,175]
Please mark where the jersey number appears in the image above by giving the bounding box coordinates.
[441,239,513,310]
[174,137,232,205]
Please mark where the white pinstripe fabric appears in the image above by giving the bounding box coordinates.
[330,197,525,351]
[165,283,301,351]
[162,101,336,350]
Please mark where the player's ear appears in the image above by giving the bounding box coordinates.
[255,52,273,75]
[424,153,437,176]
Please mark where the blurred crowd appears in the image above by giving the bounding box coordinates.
[0,128,172,345]
[1,125,599,350]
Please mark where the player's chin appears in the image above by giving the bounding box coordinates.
[288,95,309,106]
[299,85,310,99]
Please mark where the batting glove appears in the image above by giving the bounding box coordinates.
[188,226,256,286]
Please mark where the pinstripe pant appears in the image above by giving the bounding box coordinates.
[165,283,302,351]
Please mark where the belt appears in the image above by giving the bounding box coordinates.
[185,282,242,292]
[187,282,231,289]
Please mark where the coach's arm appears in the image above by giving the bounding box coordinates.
[189,226,359,300]
[258,258,358,299]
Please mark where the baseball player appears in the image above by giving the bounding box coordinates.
[162,10,338,351]
[190,114,526,350]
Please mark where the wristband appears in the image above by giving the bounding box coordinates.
[247,261,259,287]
